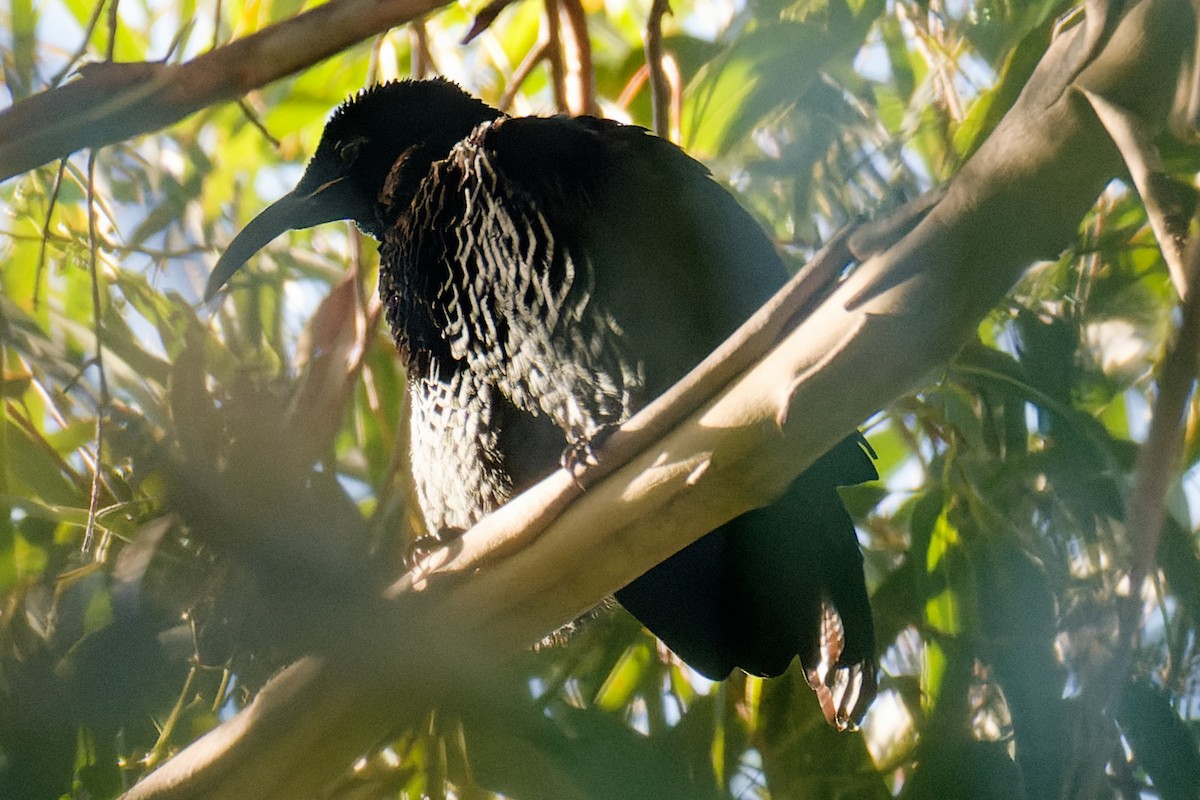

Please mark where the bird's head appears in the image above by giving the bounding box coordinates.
[205,79,500,300]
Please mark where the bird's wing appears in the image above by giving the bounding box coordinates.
[476,115,793,398]
[476,117,880,713]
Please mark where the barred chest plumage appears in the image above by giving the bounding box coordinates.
[378,124,644,536]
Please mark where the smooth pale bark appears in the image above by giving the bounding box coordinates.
[118,0,1195,796]
[0,0,453,182]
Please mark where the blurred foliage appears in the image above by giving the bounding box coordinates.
[2,0,1200,798]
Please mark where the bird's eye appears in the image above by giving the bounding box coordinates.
[338,137,367,166]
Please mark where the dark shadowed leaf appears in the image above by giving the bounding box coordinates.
[1118,681,1200,800]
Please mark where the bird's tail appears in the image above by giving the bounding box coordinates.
[615,434,877,727]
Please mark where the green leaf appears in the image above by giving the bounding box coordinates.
[9,0,37,99]
[595,642,652,711]
[683,1,880,156]
[920,637,947,715]
[3,420,84,508]
[953,11,1057,159]
[1159,517,1200,631]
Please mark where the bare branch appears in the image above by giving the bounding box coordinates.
[0,0,454,182]
[645,0,671,138]
[411,18,434,78]
[33,159,68,310]
[543,0,569,113]
[499,41,552,112]
[1082,87,1193,296]
[558,0,597,115]
[1069,207,1200,800]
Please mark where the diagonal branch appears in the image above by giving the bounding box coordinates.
[1082,87,1193,296]
[0,0,454,182]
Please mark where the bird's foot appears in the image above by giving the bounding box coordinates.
[404,533,449,571]
[560,424,617,484]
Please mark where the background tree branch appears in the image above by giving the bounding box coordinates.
[0,0,454,182]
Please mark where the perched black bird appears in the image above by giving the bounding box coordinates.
[208,79,877,727]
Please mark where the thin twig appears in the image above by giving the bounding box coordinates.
[557,0,597,115]
[49,0,108,87]
[82,149,110,558]
[237,99,281,148]
[144,666,198,770]
[106,0,120,60]
[499,41,550,112]
[33,159,68,311]
[616,63,648,110]
[411,18,433,78]
[543,0,568,113]
[162,18,194,63]
[645,0,671,138]
[211,665,234,715]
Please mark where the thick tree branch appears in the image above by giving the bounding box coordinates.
[121,0,1195,797]
[0,0,453,182]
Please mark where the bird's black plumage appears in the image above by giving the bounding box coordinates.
[209,78,878,727]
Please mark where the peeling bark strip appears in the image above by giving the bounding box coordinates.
[118,0,1195,797]
[0,0,453,182]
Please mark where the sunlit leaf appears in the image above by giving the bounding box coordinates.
[683,0,882,156]
[9,0,37,99]
[594,640,652,711]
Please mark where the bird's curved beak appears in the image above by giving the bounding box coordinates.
[204,178,351,302]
